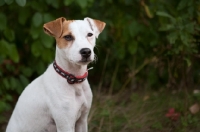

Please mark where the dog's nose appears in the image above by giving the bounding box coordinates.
[80,48,91,58]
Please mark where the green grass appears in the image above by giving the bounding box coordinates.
[88,89,200,132]
[1,88,200,132]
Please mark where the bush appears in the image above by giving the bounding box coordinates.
[0,0,200,123]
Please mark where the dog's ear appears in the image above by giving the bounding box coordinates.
[84,17,106,38]
[43,17,66,38]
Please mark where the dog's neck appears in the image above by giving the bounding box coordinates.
[55,47,87,76]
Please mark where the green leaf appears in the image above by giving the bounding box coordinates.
[118,46,125,59]
[0,40,19,62]
[32,12,43,27]
[0,0,5,6]
[51,0,59,8]
[18,8,30,25]
[156,11,174,19]
[0,40,9,55]
[10,77,18,90]
[0,13,7,30]
[3,79,10,89]
[30,26,41,39]
[159,24,174,31]
[0,55,6,61]
[5,94,13,101]
[31,41,43,57]
[30,1,44,11]
[5,64,15,72]
[64,0,73,6]
[76,0,87,8]
[167,32,178,44]
[184,57,191,67]
[5,0,14,4]
[0,101,8,113]
[185,23,195,34]
[100,109,110,116]
[16,0,26,6]
[43,13,54,23]
[129,21,141,37]
[40,32,54,48]
[45,0,59,8]
[22,67,33,77]
[180,32,190,46]
[45,0,53,5]
[37,61,46,74]
[10,77,23,93]
[8,44,19,63]
[151,121,163,130]
[150,40,158,47]
[19,75,29,87]
[128,42,137,55]
[177,0,188,10]
[41,49,54,62]
[4,28,15,41]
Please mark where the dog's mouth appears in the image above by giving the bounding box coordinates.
[79,58,93,65]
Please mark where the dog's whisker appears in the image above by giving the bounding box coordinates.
[94,45,100,54]
[92,54,98,64]
[88,67,93,71]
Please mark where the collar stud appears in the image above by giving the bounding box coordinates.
[53,61,88,84]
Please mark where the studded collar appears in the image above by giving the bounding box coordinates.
[53,61,88,84]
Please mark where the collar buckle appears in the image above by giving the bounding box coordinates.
[67,74,76,84]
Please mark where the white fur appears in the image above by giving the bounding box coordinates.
[6,17,104,132]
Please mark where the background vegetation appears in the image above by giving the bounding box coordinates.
[1,0,200,131]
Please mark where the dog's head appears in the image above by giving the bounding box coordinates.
[43,17,106,66]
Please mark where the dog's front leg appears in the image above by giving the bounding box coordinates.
[53,111,76,132]
[75,113,89,132]
[50,103,77,132]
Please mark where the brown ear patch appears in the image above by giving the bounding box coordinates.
[43,28,54,36]
[55,20,74,49]
[43,17,66,38]
[93,19,106,33]
[43,17,75,49]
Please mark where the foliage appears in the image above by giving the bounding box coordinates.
[89,90,200,132]
[0,0,200,130]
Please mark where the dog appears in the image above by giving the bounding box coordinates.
[6,17,105,132]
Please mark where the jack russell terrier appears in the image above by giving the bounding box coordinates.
[6,17,106,132]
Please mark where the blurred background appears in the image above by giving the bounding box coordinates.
[1,0,200,131]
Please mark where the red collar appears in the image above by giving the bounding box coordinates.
[53,61,88,84]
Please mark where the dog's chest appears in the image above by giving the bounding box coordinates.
[74,84,91,120]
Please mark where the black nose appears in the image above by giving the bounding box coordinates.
[80,48,91,58]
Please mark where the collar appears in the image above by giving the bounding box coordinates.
[53,61,88,84]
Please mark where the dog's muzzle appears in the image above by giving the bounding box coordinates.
[80,48,91,59]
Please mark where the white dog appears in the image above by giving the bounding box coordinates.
[6,17,105,132]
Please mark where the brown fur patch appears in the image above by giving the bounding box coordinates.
[43,18,75,49]
[55,20,74,49]
[43,17,66,38]
[93,19,106,33]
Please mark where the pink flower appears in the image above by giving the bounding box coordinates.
[165,108,180,121]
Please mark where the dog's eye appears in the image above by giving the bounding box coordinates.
[87,33,93,37]
[64,35,74,41]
